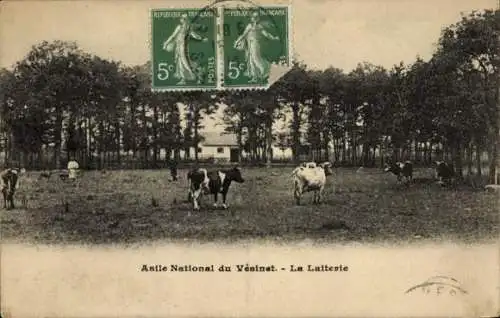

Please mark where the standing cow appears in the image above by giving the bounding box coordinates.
[434,161,455,186]
[187,168,210,211]
[384,161,413,184]
[292,162,333,205]
[1,168,25,210]
[187,166,245,212]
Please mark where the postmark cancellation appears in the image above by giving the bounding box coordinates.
[222,5,291,90]
[151,8,218,91]
[151,3,292,91]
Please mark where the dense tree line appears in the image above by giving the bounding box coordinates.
[0,10,499,181]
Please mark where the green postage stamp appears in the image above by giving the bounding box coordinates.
[151,9,218,91]
[222,6,291,89]
[151,5,291,91]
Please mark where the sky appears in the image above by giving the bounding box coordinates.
[1,0,497,132]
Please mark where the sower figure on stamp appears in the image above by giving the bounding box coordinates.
[234,11,280,83]
[163,13,208,85]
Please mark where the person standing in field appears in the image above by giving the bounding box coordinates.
[67,158,80,180]
[163,13,209,85]
[168,158,178,181]
[233,11,280,83]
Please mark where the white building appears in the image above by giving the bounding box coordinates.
[198,132,240,163]
[197,131,296,162]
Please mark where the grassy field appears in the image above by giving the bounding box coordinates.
[0,167,498,245]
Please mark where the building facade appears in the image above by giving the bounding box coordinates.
[198,132,240,163]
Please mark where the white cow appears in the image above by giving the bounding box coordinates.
[292,162,333,205]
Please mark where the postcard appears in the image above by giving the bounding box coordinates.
[0,0,499,317]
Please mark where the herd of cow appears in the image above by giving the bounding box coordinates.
[184,160,457,213]
[0,160,457,211]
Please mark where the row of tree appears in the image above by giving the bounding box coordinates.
[0,9,499,181]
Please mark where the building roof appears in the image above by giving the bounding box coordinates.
[201,132,238,146]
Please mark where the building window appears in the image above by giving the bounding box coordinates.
[217,147,224,154]
[197,147,202,153]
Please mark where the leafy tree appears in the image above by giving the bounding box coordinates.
[434,9,499,180]
[9,41,91,168]
[274,61,315,163]
[181,92,218,162]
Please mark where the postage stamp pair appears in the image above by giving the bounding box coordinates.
[151,6,291,91]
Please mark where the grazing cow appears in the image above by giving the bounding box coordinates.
[1,168,25,210]
[292,162,333,205]
[187,167,245,212]
[384,161,413,184]
[434,161,455,185]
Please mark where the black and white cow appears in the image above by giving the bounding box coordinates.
[187,168,210,211]
[434,161,455,185]
[187,166,245,212]
[384,161,413,184]
[1,168,25,210]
